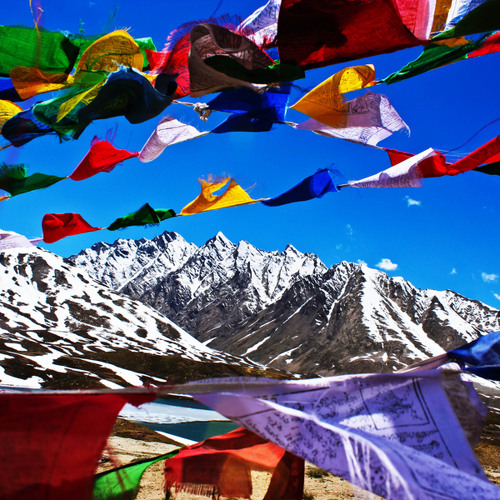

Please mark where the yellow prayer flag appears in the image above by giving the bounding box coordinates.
[180,176,258,215]
[76,30,143,73]
[0,100,23,133]
[291,65,375,128]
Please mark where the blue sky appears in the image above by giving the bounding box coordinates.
[2,0,500,308]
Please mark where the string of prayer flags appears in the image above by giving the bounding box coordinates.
[180,176,261,215]
[210,83,291,133]
[0,390,155,500]
[262,168,338,206]
[42,213,102,244]
[0,163,66,197]
[188,23,275,97]
[107,204,176,231]
[94,450,180,500]
[164,427,304,500]
[139,117,208,163]
[291,65,377,128]
[292,92,409,146]
[381,31,500,84]
[276,0,423,70]
[69,137,139,181]
[180,372,499,500]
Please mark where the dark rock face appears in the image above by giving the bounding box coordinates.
[71,232,500,375]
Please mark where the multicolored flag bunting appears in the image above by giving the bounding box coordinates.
[164,426,304,499]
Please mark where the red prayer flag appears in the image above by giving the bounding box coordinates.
[42,213,102,243]
[277,0,423,70]
[385,148,449,177]
[164,427,304,499]
[0,391,155,500]
[448,135,500,175]
[69,137,138,181]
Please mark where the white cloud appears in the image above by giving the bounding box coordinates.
[357,259,367,266]
[482,272,498,283]
[450,268,457,275]
[405,196,421,207]
[494,293,500,301]
[346,224,353,236]
[376,258,398,271]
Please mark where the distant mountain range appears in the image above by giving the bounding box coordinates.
[71,231,500,375]
[0,247,279,389]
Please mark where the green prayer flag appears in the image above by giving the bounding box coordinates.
[0,26,79,77]
[93,450,180,500]
[0,163,66,197]
[381,34,489,84]
[433,0,500,39]
[107,204,176,231]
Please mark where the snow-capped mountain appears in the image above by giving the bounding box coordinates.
[71,231,500,375]
[0,247,274,389]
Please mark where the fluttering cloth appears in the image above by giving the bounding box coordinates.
[180,176,260,215]
[291,65,377,128]
[0,390,155,500]
[262,169,338,206]
[42,213,101,243]
[0,100,22,133]
[2,108,56,146]
[0,164,65,197]
[276,0,422,70]
[210,83,291,133]
[237,0,282,48]
[139,117,208,163]
[0,229,40,250]
[188,23,275,97]
[107,204,176,231]
[164,427,304,499]
[69,137,139,181]
[293,92,409,146]
[178,371,499,500]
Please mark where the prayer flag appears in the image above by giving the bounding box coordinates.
[180,372,498,500]
[237,0,281,48]
[10,67,73,100]
[294,92,409,146]
[94,450,180,500]
[0,100,22,133]
[262,169,338,206]
[164,427,304,499]
[180,176,259,215]
[0,230,40,250]
[0,164,65,197]
[2,108,56,146]
[139,117,208,163]
[0,390,155,500]
[448,330,500,380]
[188,23,275,97]
[276,0,422,70]
[69,137,139,181]
[107,204,176,231]
[42,213,102,243]
[0,25,79,77]
[291,65,377,128]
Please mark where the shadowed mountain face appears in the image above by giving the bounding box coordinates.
[71,231,500,375]
[0,248,279,389]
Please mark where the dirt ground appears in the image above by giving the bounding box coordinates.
[98,419,500,499]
